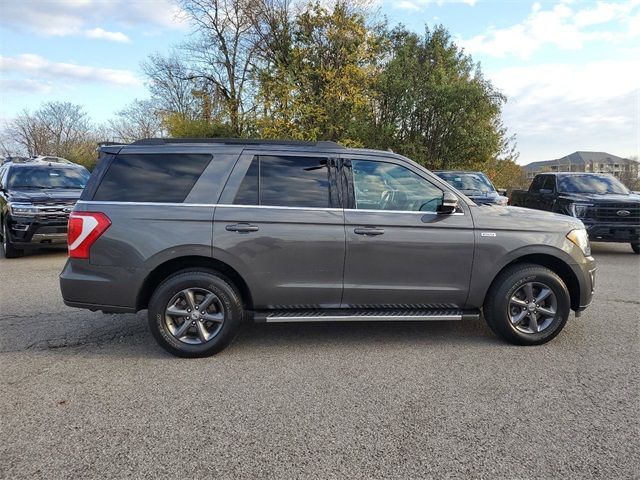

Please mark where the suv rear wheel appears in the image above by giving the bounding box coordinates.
[148,270,244,357]
[484,263,570,345]
[2,221,23,258]
[631,243,640,254]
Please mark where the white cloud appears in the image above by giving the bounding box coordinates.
[486,60,639,162]
[0,54,142,88]
[0,78,53,95]
[395,0,477,12]
[84,28,130,43]
[490,60,639,105]
[0,0,186,39]
[460,1,640,59]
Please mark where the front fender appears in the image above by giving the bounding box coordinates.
[466,233,586,309]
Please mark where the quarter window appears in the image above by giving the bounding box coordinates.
[93,154,212,203]
[351,160,443,212]
[233,156,330,208]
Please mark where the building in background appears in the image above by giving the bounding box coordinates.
[523,152,639,181]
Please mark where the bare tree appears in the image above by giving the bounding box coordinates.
[5,102,98,167]
[0,128,23,157]
[9,102,92,157]
[178,0,262,135]
[109,99,165,143]
[142,53,200,119]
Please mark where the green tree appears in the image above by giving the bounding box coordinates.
[255,1,384,144]
[369,26,514,170]
[483,158,527,192]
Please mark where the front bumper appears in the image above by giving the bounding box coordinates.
[6,214,69,247]
[572,255,596,312]
[584,222,640,243]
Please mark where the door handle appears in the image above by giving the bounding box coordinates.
[354,227,385,236]
[226,223,259,233]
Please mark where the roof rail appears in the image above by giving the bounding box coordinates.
[130,137,345,149]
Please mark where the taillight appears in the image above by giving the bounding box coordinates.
[67,212,111,259]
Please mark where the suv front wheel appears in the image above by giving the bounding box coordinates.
[148,270,244,357]
[2,220,23,258]
[484,263,571,345]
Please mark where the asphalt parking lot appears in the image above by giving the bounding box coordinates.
[1,244,638,479]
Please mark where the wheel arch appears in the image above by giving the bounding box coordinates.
[136,255,253,311]
[484,253,581,311]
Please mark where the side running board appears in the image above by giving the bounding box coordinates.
[252,308,480,323]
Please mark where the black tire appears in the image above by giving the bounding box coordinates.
[1,220,23,258]
[484,263,571,346]
[148,270,244,357]
[631,243,640,254]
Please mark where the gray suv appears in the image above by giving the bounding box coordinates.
[60,139,596,357]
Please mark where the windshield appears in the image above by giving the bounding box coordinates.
[436,172,495,194]
[557,174,629,195]
[8,166,90,189]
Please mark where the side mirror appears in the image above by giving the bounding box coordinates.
[496,188,507,196]
[437,191,459,215]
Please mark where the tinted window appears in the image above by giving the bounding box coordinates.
[94,154,212,202]
[542,176,556,191]
[233,157,259,205]
[351,160,443,212]
[558,174,629,194]
[234,155,330,208]
[8,167,89,189]
[530,176,545,192]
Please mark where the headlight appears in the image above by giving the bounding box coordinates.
[570,203,592,219]
[567,228,591,256]
[9,203,38,216]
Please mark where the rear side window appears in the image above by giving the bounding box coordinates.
[530,176,545,192]
[234,155,330,208]
[542,176,556,191]
[93,154,212,202]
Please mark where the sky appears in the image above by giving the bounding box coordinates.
[0,0,638,164]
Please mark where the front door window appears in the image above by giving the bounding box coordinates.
[351,160,443,212]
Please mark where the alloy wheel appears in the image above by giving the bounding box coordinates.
[164,287,225,344]
[508,281,558,334]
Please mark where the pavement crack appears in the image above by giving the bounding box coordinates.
[5,327,147,353]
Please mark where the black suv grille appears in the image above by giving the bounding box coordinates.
[587,203,640,223]
[31,201,76,220]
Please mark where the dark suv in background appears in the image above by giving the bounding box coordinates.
[435,171,509,205]
[60,138,595,357]
[0,157,90,258]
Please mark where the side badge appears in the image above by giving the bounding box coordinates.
[481,232,497,237]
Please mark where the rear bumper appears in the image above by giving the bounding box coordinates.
[585,223,640,243]
[59,259,142,312]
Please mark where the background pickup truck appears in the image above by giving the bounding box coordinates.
[511,172,640,253]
